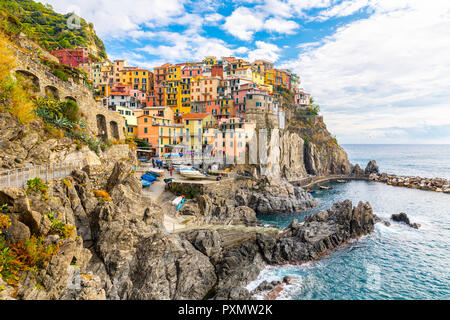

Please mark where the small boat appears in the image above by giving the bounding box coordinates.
[147,168,164,174]
[141,174,157,183]
[141,180,152,188]
[177,198,186,211]
[172,196,186,211]
[319,186,332,190]
[306,189,316,194]
[180,167,207,180]
[145,171,162,178]
[336,179,346,183]
[164,178,174,184]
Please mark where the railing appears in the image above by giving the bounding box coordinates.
[0,161,84,188]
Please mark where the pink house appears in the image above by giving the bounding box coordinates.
[233,83,267,117]
[51,47,91,68]
[181,65,203,78]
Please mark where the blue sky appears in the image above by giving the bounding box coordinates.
[43,0,450,144]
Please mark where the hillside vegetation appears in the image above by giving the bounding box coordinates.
[0,0,106,59]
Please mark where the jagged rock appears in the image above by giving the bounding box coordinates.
[0,187,31,213]
[269,200,376,264]
[2,216,30,244]
[179,229,223,264]
[0,278,16,300]
[129,232,217,300]
[19,210,51,236]
[251,280,280,295]
[179,201,200,216]
[244,178,317,215]
[391,212,420,229]
[365,160,379,175]
[350,164,365,176]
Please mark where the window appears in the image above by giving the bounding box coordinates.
[144,118,148,123]
[144,128,148,133]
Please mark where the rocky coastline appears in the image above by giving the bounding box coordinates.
[0,161,379,300]
[369,173,450,194]
[348,160,450,194]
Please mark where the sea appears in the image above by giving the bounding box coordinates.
[253,144,450,300]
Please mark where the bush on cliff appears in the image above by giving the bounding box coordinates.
[45,213,75,239]
[0,34,36,124]
[0,235,61,286]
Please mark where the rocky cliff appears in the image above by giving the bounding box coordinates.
[0,162,377,300]
[252,102,351,182]
[0,110,135,169]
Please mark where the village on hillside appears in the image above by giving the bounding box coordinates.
[51,47,312,160]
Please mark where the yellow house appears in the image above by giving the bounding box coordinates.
[115,106,138,138]
[203,56,216,66]
[251,69,265,87]
[264,69,276,87]
[120,68,153,91]
[182,113,217,151]
[165,65,181,110]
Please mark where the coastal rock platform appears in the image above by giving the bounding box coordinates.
[369,173,450,194]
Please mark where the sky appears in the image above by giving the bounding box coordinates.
[41,0,450,144]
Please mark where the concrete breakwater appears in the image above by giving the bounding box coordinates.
[369,173,450,193]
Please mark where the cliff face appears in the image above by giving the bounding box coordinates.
[257,115,351,181]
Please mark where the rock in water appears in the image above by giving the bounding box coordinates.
[365,160,379,175]
[391,212,421,229]
[351,164,365,177]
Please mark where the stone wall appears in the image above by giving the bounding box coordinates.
[9,45,126,142]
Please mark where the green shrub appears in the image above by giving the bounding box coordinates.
[60,100,79,123]
[45,213,74,239]
[26,178,48,200]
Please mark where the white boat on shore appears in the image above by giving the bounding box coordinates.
[180,167,207,180]
[147,168,165,174]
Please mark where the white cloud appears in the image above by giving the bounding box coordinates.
[265,17,299,34]
[223,7,266,41]
[137,31,242,63]
[43,0,187,38]
[247,41,282,62]
[282,0,450,143]
[314,0,370,21]
[204,13,225,26]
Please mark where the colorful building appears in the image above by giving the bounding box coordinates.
[137,107,182,155]
[119,68,153,92]
[51,47,91,68]
[182,113,217,152]
[111,105,138,138]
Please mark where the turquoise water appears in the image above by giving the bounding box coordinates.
[254,145,450,300]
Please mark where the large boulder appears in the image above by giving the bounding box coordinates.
[2,216,30,244]
[0,187,31,213]
[365,160,379,175]
[129,232,217,300]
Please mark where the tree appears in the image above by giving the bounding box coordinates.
[307,97,321,116]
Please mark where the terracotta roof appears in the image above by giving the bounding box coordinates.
[182,113,210,119]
